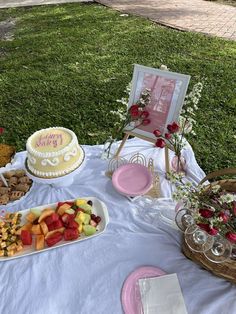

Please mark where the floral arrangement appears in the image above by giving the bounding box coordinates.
[152,81,203,170]
[171,174,236,242]
[107,66,203,167]
[101,88,151,159]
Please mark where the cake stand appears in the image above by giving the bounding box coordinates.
[25,155,86,188]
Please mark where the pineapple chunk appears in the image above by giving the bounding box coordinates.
[75,199,87,207]
[78,223,83,234]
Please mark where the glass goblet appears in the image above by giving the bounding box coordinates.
[175,208,195,232]
[230,244,236,261]
[185,225,214,253]
[204,235,232,263]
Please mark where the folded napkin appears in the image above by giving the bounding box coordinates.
[138,273,188,314]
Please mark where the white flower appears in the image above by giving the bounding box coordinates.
[116,97,129,106]
[219,193,236,204]
[211,184,221,193]
[160,64,168,71]
[140,98,145,105]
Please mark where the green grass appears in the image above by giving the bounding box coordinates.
[205,0,236,7]
[0,3,235,174]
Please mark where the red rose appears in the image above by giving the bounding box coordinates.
[218,212,230,223]
[199,208,214,218]
[153,129,162,137]
[140,111,149,119]
[197,223,210,232]
[142,118,151,126]
[165,133,172,140]
[0,128,4,135]
[208,227,218,236]
[129,105,140,118]
[167,122,180,134]
[155,139,166,148]
[226,232,236,243]
[129,104,139,111]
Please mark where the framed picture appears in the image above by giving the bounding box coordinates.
[124,64,191,141]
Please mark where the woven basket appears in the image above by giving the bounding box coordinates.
[0,144,15,167]
[182,168,236,284]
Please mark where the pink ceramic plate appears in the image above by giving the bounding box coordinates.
[121,266,166,314]
[112,164,153,197]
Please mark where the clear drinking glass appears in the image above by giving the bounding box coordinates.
[204,235,232,263]
[175,208,195,232]
[185,224,214,253]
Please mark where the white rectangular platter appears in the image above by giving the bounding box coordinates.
[0,196,109,262]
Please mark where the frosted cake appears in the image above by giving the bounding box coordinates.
[26,127,84,178]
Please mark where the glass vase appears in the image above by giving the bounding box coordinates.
[171,154,186,174]
[101,138,118,160]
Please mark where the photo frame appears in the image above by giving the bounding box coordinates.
[124,64,191,141]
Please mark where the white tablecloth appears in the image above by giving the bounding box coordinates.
[0,139,235,314]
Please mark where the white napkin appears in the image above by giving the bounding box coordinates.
[138,274,188,314]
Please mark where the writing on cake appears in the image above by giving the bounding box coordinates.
[36,133,63,148]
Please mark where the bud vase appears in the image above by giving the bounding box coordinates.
[171,154,186,174]
[101,138,118,160]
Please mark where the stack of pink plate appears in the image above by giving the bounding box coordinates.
[112,164,153,197]
[121,266,166,314]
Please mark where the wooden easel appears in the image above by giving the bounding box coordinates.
[114,131,170,174]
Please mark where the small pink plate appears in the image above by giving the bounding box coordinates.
[112,164,153,197]
[121,266,166,314]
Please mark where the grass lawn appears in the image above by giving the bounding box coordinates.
[0,3,235,174]
[205,0,236,7]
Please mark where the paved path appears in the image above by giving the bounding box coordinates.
[97,0,236,41]
[0,0,92,9]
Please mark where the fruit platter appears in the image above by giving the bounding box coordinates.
[0,197,109,261]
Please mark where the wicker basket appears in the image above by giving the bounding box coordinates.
[182,168,236,284]
[0,144,15,167]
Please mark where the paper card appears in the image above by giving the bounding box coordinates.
[138,273,188,314]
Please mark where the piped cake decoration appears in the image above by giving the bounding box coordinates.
[26,127,84,178]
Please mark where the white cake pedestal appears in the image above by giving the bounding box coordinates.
[25,157,86,188]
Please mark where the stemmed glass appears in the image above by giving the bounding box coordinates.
[204,235,232,263]
[175,208,195,232]
[184,224,215,252]
[230,244,236,260]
